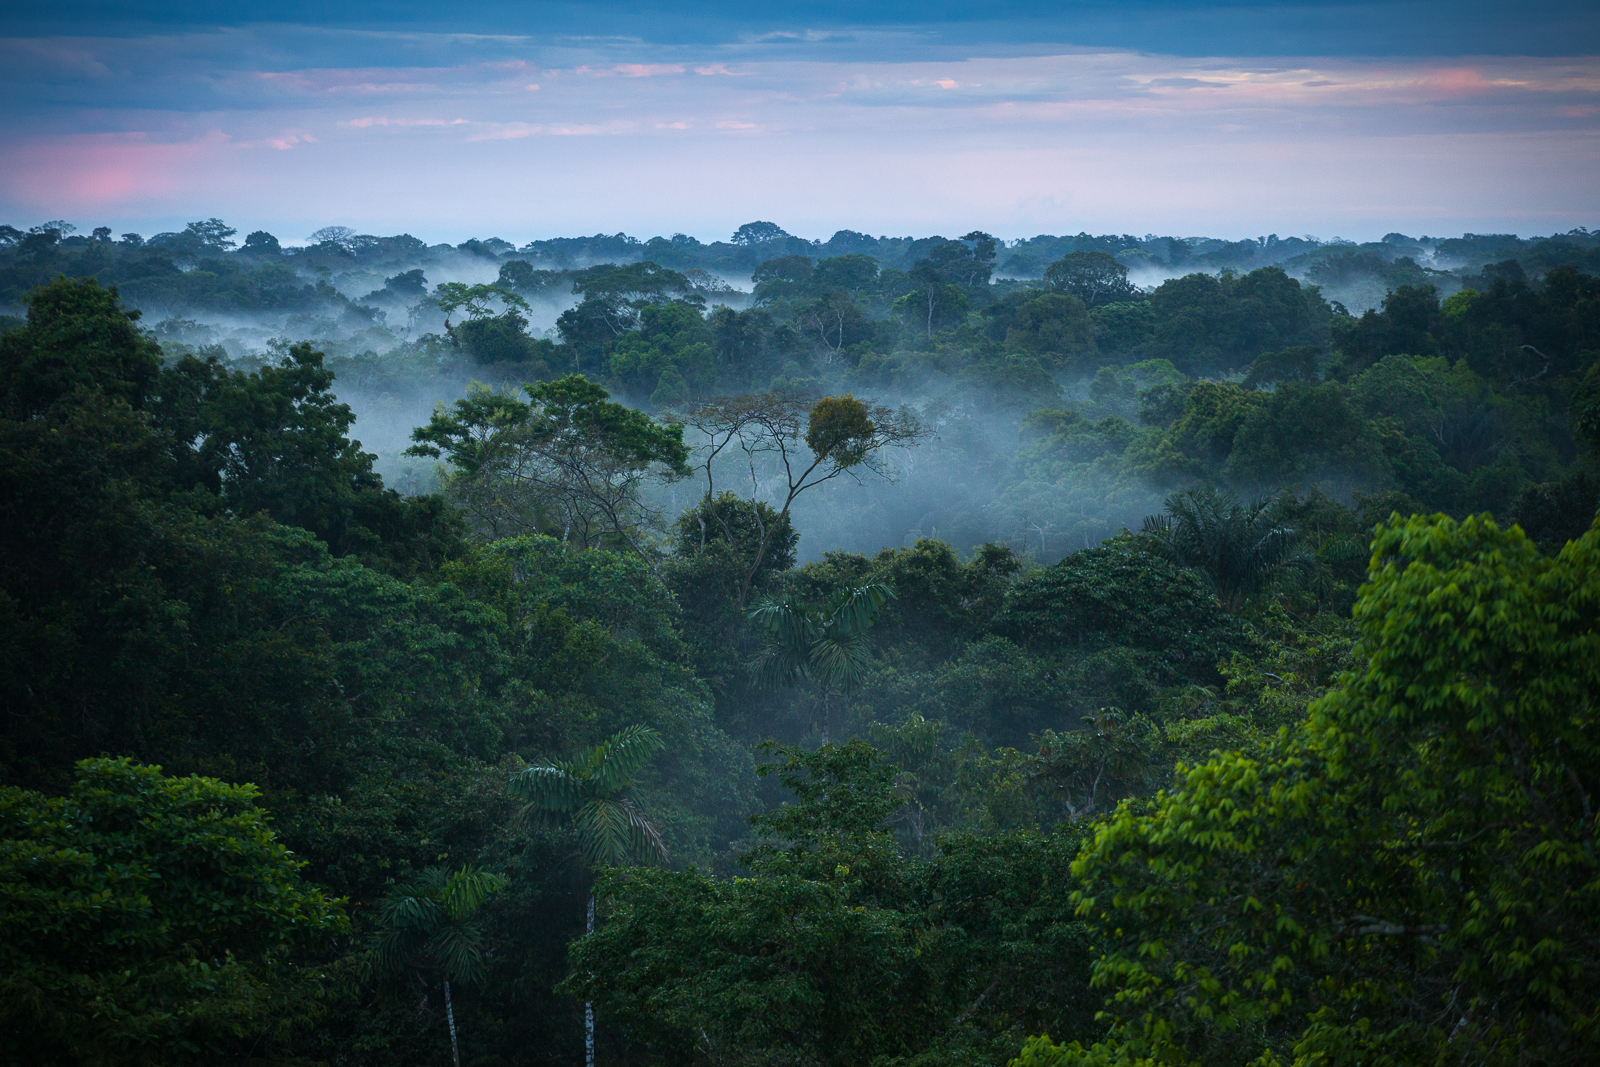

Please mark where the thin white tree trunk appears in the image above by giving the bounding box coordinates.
[586,893,595,1067]
[444,979,461,1067]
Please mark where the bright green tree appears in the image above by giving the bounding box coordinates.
[366,866,508,1067]
[750,582,895,744]
[509,725,669,1067]
[0,758,347,1065]
[1019,513,1600,1067]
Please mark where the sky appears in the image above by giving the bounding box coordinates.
[1,1,1597,245]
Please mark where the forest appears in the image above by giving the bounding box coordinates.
[2,216,1599,1067]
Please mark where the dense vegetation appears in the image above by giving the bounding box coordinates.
[2,213,1598,1066]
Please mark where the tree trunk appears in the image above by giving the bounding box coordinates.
[820,691,832,746]
[586,893,596,1067]
[444,979,462,1067]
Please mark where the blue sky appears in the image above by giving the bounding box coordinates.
[2,1,1596,243]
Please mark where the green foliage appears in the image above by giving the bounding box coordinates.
[4,228,1599,1067]
[510,725,669,868]
[566,741,1097,1067]
[751,582,896,742]
[367,865,508,986]
[1142,486,1315,610]
[1026,513,1600,1067]
[0,275,163,414]
[0,758,346,1064]
[999,542,1246,674]
[1145,266,1330,376]
[1045,251,1141,307]
[409,374,690,550]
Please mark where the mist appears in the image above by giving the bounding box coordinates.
[3,216,1595,567]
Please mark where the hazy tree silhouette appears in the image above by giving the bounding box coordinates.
[366,866,508,1067]
[750,583,895,744]
[510,725,669,1067]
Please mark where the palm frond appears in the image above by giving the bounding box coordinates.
[440,867,510,921]
[822,583,895,637]
[573,796,638,867]
[429,923,491,986]
[508,763,586,812]
[750,641,810,690]
[586,725,665,795]
[365,864,507,988]
[749,599,819,650]
[571,794,671,868]
[364,926,427,981]
[620,796,671,867]
[805,631,877,696]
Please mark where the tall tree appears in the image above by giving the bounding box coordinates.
[509,725,669,1067]
[676,391,927,606]
[1044,250,1141,307]
[366,866,509,1067]
[750,583,895,744]
[408,375,691,555]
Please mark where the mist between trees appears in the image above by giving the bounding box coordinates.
[2,217,1600,1066]
[3,217,1597,565]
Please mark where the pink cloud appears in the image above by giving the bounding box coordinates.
[0,131,228,206]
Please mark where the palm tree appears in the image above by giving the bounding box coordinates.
[1142,486,1314,611]
[366,866,508,1067]
[749,582,895,744]
[510,725,669,1067]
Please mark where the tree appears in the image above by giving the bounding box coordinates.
[557,263,702,373]
[998,542,1246,682]
[509,725,669,1067]
[1142,485,1314,610]
[1044,251,1141,307]
[433,281,532,346]
[750,582,895,744]
[240,230,281,254]
[182,217,238,252]
[366,866,508,1067]
[0,758,347,1065]
[797,289,874,358]
[675,390,928,606]
[731,220,792,246]
[751,254,817,305]
[408,374,691,554]
[1021,513,1600,1067]
[899,262,971,337]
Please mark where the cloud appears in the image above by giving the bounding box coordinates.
[1,26,1594,239]
[344,116,470,127]
[614,63,685,77]
[464,122,610,141]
